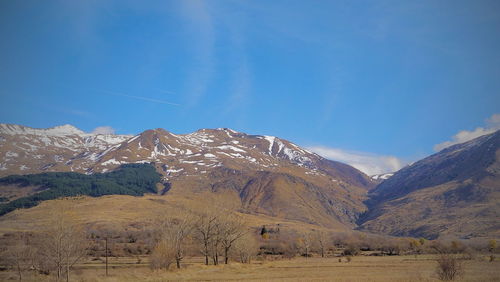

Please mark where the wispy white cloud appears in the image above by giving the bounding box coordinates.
[223,16,252,115]
[102,90,180,106]
[91,126,115,135]
[180,0,215,107]
[433,113,500,151]
[307,146,406,176]
[225,59,251,113]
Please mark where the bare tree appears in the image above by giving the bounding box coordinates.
[210,218,223,265]
[232,232,259,263]
[298,232,312,258]
[1,233,35,281]
[35,200,88,282]
[220,215,247,264]
[314,231,329,258]
[193,211,219,265]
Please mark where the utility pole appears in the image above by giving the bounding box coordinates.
[105,237,108,276]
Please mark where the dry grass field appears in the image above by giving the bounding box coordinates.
[1,255,498,281]
[0,194,340,236]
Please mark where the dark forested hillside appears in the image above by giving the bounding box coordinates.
[0,163,161,216]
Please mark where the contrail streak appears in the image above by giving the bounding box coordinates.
[101,90,180,106]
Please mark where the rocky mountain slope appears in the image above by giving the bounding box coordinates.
[359,130,500,239]
[0,124,374,229]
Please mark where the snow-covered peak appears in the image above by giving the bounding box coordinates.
[45,124,86,136]
[0,123,85,136]
[255,135,313,166]
[0,124,135,141]
[215,128,239,134]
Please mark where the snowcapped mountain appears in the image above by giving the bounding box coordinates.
[0,123,131,175]
[0,124,370,184]
[0,124,374,228]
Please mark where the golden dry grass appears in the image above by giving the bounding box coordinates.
[0,194,342,236]
[2,255,498,281]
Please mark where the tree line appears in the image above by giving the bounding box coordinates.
[0,163,161,216]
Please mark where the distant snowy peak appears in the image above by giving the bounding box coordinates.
[0,123,131,140]
[0,123,85,136]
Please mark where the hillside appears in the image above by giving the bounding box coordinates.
[358,130,500,239]
[0,163,161,216]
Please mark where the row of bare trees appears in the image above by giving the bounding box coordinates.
[149,210,257,270]
[1,201,261,280]
[1,200,88,281]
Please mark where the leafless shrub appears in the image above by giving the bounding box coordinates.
[232,232,259,263]
[488,239,497,253]
[150,214,194,270]
[342,243,360,256]
[150,239,176,270]
[436,254,463,281]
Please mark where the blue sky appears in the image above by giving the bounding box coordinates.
[1,0,499,174]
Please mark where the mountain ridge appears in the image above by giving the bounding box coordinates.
[1,123,498,239]
[358,130,500,239]
[0,123,374,229]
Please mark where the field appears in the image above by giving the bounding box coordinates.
[1,255,499,281]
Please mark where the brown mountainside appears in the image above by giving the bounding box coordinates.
[359,130,500,239]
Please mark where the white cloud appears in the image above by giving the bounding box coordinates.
[91,126,115,135]
[433,113,500,152]
[306,146,406,176]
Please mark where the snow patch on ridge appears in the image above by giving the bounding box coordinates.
[216,145,246,153]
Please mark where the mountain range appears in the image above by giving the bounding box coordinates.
[0,123,498,239]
